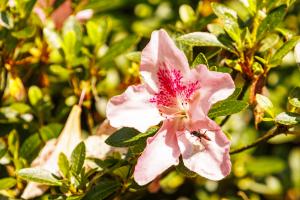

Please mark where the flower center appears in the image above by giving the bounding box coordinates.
[150,65,199,120]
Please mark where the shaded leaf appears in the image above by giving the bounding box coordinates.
[83,180,120,200]
[246,157,286,177]
[20,133,42,162]
[192,53,208,67]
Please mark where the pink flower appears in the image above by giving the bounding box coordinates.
[106,29,235,185]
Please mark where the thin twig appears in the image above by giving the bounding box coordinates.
[230,125,288,155]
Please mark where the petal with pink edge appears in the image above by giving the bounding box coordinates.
[176,119,231,181]
[134,120,181,185]
[140,29,190,93]
[106,84,163,133]
[189,65,235,116]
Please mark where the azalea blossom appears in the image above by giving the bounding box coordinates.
[107,29,235,185]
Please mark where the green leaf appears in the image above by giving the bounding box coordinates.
[256,5,287,40]
[211,3,237,19]
[208,100,248,118]
[105,127,158,147]
[126,51,141,63]
[39,123,63,141]
[100,35,140,66]
[18,168,62,186]
[0,178,17,190]
[70,142,86,175]
[222,14,241,46]
[259,34,280,52]
[0,140,7,159]
[192,53,208,67]
[289,87,300,108]
[20,133,42,162]
[179,4,196,24]
[10,103,31,114]
[295,42,300,65]
[256,94,274,117]
[83,180,120,200]
[28,86,43,106]
[275,112,300,126]
[86,18,109,46]
[289,148,300,188]
[177,32,225,48]
[270,36,300,66]
[12,26,36,39]
[0,11,14,29]
[58,153,69,178]
[113,165,130,180]
[246,157,286,177]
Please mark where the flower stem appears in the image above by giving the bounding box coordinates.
[230,125,288,155]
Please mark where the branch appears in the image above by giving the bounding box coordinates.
[230,125,288,155]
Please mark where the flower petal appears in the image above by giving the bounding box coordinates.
[106,84,163,133]
[190,65,235,116]
[177,119,231,180]
[134,120,181,185]
[140,29,190,93]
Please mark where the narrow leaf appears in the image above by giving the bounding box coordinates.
[58,152,69,178]
[192,53,208,67]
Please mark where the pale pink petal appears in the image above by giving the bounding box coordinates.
[106,84,163,133]
[134,120,180,185]
[51,0,72,29]
[176,119,231,180]
[189,65,235,116]
[140,29,190,93]
[76,9,93,21]
[21,182,48,199]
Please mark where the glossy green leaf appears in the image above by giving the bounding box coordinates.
[289,87,300,108]
[18,168,62,186]
[259,34,280,52]
[70,142,86,175]
[105,126,158,147]
[28,86,43,106]
[177,32,225,47]
[83,180,120,200]
[0,178,17,190]
[256,5,286,40]
[270,36,300,66]
[208,100,248,118]
[275,112,300,125]
[58,153,69,178]
[99,35,140,66]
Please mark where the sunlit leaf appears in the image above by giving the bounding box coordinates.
[208,100,248,118]
[18,168,62,186]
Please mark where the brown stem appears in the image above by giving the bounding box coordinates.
[230,125,288,155]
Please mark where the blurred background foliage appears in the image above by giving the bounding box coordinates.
[0,0,300,199]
